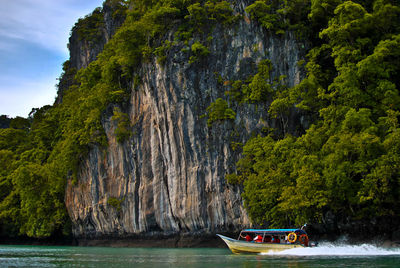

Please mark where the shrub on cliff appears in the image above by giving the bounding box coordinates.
[189,41,210,63]
[73,7,105,43]
[206,98,236,127]
[246,0,310,37]
[112,107,131,143]
[107,197,125,212]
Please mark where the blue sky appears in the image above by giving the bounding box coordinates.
[0,0,104,117]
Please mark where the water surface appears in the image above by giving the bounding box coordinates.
[1,243,400,267]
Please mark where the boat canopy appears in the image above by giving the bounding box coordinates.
[242,229,305,233]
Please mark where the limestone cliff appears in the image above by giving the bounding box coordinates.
[56,2,126,104]
[64,1,306,239]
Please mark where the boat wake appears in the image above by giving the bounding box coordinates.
[261,242,400,256]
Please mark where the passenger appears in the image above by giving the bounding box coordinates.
[245,234,252,242]
[285,235,290,244]
[263,236,271,243]
[254,235,263,243]
[240,233,251,241]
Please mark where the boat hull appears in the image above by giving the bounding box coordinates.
[217,234,304,254]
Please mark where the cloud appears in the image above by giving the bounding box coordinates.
[0,0,104,117]
[0,0,104,56]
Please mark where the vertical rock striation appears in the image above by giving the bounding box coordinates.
[64,2,306,240]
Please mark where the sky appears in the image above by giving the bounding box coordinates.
[0,0,104,117]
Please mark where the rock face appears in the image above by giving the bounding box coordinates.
[68,4,124,71]
[64,1,306,239]
[56,3,126,104]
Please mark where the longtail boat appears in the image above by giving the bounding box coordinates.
[217,228,317,254]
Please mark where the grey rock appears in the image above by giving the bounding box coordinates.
[64,1,307,239]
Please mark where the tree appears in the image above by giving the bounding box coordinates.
[230,0,400,227]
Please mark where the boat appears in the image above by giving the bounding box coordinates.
[217,228,317,254]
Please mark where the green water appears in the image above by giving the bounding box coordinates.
[1,244,400,267]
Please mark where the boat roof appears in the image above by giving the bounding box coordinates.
[242,229,302,233]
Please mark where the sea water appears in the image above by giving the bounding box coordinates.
[1,243,400,267]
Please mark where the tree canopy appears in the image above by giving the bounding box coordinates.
[228,0,400,227]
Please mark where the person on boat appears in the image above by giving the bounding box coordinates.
[245,234,252,242]
[240,233,253,242]
[263,236,271,243]
[271,236,280,243]
[254,235,263,243]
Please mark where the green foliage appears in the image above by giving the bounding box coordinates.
[225,173,242,185]
[184,1,237,34]
[230,0,400,227]
[0,129,28,152]
[57,60,78,98]
[226,59,282,104]
[105,0,129,19]
[206,98,236,127]
[230,141,243,152]
[245,59,274,102]
[189,41,210,63]
[154,40,173,65]
[206,0,238,25]
[73,7,105,43]
[107,197,125,212]
[246,0,311,37]
[0,115,11,129]
[308,0,343,30]
[0,105,70,238]
[225,59,293,135]
[174,1,237,64]
[9,117,30,130]
[227,80,244,102]
[246,1,282,33]
[268,84,294,135]
[214,72,224,85]
[174,0,237,57]
[133,74,142,90]
[111,107,131,143]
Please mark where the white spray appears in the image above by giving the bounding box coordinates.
[261,242,400,256]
